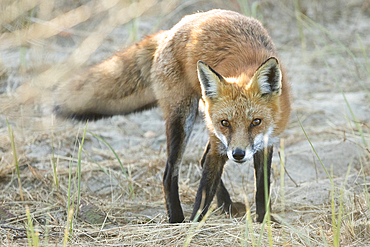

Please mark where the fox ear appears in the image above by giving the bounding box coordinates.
[252,57,282,97]
[197,61,224,100]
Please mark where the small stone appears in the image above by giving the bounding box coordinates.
[143,131,156,138]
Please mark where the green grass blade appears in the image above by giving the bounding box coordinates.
[63,209,74,247]
[243,195,256,247]
[264,136,273,247]
[296,115,332,183]
[43,214,50,247]
[51,131,59,190]
[257,136,273,247]
[83,149,110,176]
[301,14,368,75]
[183,204,216,247]
[279,139,286,244]
[356,33,370,77]
[293,0,306,53]
[26,209,32,247]
[321,56,367,148]
[358,150,370,217]
[76,122,88,217]
[331,167,337,247]
[273,214,314,247]
[298,14,370,99]
[345,112,370,215]
[26,206,39,247]
[237,0,251,16]
[88,131,127,177]
[356,33,370,100]
[88,131,135,198]
[319,226,329,247]
[256,206,272,247]
[67,157,74,237]
[334,157,353,246]
[67,126,81,235]
[6,118,24,201]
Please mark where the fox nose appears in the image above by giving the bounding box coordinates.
[232,148,245,161]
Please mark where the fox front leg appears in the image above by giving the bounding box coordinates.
[199,141,232,211]
[190,142,227,221]
[199,141,246,217]
[253,146,273,223]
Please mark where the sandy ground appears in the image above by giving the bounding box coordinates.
[0,0,370,245]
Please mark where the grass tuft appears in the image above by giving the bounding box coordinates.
[242,195,255,247]
[25,206,39,247]
[89,131,135,198]
[6,118,23,201]
[63,208,74,247]
[76,122,88,217]
[183,192,216,247]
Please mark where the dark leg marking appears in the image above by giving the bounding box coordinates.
[253,146,273,223]
[163,97,198,223]
[190,145,227,221]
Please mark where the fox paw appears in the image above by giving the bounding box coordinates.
[228,202,246,217]
[255,214,281,226]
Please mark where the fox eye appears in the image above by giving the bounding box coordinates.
[251,119,262,127]
[221,120,230,127]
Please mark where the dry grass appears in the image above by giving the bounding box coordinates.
[1,0,370,246]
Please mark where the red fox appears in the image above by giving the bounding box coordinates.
[55,9,291,223]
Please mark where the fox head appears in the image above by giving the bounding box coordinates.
[197,58,282,163]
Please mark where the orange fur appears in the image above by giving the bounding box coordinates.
[55,9,292,223]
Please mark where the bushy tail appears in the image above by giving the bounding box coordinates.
[54,33,162,121]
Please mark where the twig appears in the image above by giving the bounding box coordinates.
[1,225,27,231]
[13,234,29,239]
[278,151,299,187]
